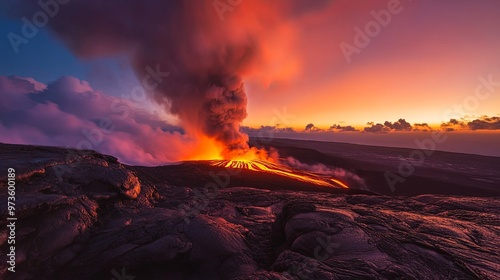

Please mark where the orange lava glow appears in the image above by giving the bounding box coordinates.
[181,135,349,189]
[209,159,349,189]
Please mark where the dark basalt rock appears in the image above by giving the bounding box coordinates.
[0,143,498,279]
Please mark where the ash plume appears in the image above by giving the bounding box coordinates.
[7,0,270,157]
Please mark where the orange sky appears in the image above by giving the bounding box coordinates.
[2,0,499,163]
[236,0,500,129]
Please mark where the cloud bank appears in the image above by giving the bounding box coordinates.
[467,116,500,130]
[0,75,229,165]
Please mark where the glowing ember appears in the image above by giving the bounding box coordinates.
[209,159,349,188]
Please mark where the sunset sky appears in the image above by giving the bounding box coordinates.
[1,0,499,162]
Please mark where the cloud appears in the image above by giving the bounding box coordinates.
[363,119,414,133]
[413,123,432,132]
[467,116,500,130]
[305,123,321,131]
[440,118,466,131]
[383,119,412,131]
[7,0,314,158]
[329,124,358,132]
[363,122,390,133]
[0,76,231,165]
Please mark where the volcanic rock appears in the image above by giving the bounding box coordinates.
[0,143,499,279]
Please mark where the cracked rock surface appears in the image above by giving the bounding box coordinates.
[0,143,499,280]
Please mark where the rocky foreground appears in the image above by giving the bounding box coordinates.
[0,144,499,280]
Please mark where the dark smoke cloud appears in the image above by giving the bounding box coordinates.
[7,0,288,158]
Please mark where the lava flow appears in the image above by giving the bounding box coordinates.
[208,159,349,189]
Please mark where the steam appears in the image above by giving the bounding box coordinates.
[283,157,368,190]
[9,0,272,157]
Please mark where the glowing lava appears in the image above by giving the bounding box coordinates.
[209,159,349,189]
[183,137,349,189]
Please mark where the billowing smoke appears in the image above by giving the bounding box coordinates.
[283,157,368,190]
[204,75,249,154]
[7,0,282,158]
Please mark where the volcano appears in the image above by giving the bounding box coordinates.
[132,158,357,195]
[1,142,500,280]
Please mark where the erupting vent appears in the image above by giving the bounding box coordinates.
[208,159,349,188]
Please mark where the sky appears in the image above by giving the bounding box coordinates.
[243,0,500,128]
[1,0,499,162]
